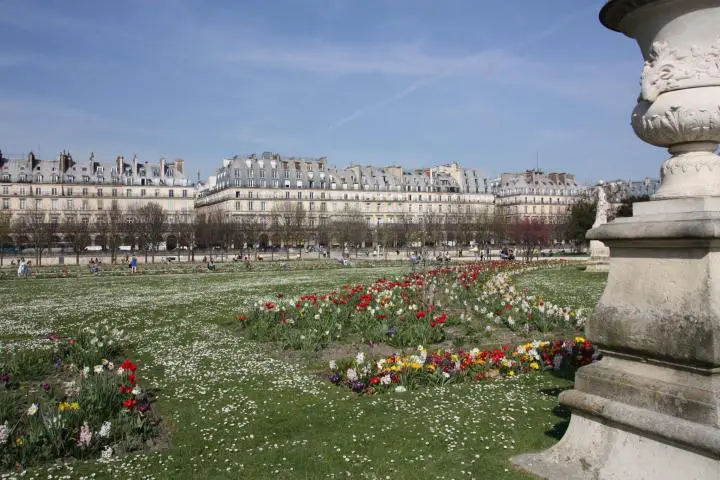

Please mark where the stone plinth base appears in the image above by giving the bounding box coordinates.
[512,354,720,479]
[512,198,720,480]
[584,261,610,273]
[512,412,719,480]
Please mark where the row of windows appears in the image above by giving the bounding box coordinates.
[1,185,190,198]
[232,200,478,214]
[496,196,576,205]
[1,197,184,212]
[228,190,482,203]
[207,178,470,195]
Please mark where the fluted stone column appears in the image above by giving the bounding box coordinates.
[512,1,720,478]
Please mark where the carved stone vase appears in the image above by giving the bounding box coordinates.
[625,0,720,199]
[512,1,720,479]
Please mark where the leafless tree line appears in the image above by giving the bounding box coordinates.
[0,199,570,266]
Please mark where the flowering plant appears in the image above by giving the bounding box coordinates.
[328,337,598,395]
[0,328,159,471]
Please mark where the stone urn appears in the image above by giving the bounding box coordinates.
[607,0,720,199]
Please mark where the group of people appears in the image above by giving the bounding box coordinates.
[15,258,32,278]
[88,258,102,275]
[125,255,138,273]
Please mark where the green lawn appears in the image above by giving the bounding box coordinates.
[512,266,607,313]
[0,265,603,479]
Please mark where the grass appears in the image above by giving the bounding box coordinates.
[512,266,607,312]
[0,264,605,479]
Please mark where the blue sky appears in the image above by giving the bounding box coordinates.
[0,0,665,184]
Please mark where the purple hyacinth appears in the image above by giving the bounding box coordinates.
[351,381,365,393]
[42,383,51,392]
[329,373,342,384]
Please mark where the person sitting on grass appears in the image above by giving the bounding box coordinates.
[207,259,216,271]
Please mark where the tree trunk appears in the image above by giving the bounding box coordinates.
[76,252,80,265]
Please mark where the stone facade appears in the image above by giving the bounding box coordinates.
[489,170,585,224]
[0,150,196,246]
[195,153,495,236]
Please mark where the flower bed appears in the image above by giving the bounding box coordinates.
[329,337,598,394]
[235,261,585,352]
[0,323,161,471]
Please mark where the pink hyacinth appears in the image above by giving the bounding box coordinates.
[78,422,92,447]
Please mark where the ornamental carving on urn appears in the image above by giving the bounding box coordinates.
[601,0,720,198]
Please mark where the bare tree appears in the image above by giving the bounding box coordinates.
[376,221,395,260]
[62,212,92,265]
[137,202,167,263]
[194,212,214,253]
[272,201,306,258]
[177,215,197,262]
[333,208,368,257]
[102,203,125,264]
[239,216,261,258]
[508,218,554,261]
[422,212,445,255]
[0,212,11,266]
[13,208,57,265]
[214,212,237,260]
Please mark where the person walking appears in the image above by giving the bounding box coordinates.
[130,254,138,274]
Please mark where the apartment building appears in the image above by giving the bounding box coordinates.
[195,152,494,243]
[0,150,196,247]
[490,169,585,223]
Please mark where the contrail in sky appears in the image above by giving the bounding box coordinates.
[327,4,600,132]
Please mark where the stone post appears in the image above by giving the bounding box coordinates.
[512,1,720,478]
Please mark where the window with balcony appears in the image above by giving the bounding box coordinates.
[2,198,8,209]
[19,198,25,209]
[51,199,57,210]
[169,190,174,198]
[67,199,73,209]
[82,187,88,196]
[182,189,188,198]
[126,189,132,197]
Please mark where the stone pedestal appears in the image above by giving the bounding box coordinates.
[585,239,610,273]
[512,199,720,479]
[511,1,720,478]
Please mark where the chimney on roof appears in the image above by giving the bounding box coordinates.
[160,157,166,178]
[132,155,138,176]
[175,159,184,175]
